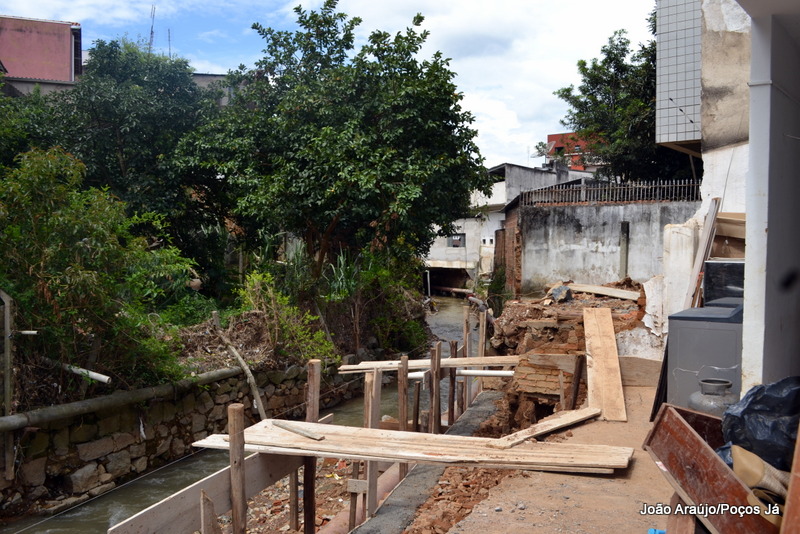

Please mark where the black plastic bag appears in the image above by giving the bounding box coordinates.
[719,376,800,471]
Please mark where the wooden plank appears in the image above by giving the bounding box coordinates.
[644,405,778,534]
[565,283,640,301]
[338,355,520,374]
[196,434,630,473]
[618,356,661,387]
[272,420,325,441]
[487,407,601,449]
[520,352,581,374]
[583,308,627,422]
[195,420,634,471]
[685,197,720,308]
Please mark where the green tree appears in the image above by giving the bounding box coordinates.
[0,148,196,404]
[185,0,492,278]
[554,18,698,181]
[40,40,235,295]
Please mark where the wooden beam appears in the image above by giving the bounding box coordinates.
[302,360,321,534]
[487,407,601,449]
[338,355,519,374]
[463,305,472,407]
[448,341,457,427]
[583,308,627,422]
[563,284,640,301]
[566,354,586,410]
[430,343,441,434]
[398,355,409,479]
[197,420,634,471]
[228,404,246,534]
[685,197,720,309]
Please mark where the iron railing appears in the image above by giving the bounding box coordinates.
[520,179,701,206]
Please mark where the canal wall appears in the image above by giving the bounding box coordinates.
[0,364,362,517]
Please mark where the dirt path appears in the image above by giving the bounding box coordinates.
[438,386,672,534]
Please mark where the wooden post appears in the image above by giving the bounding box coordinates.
[348,461,361,530]
[302,360,321,534]
[412,381,421,433]
[364,370,381,516]
[430,342,441,434]
[228,404,246,534]
[1,290,14,481]
[476,311,487,397]
[463,305,472,407]
[566,354,586,410]
[200,489,223,534]
[289,472,299,531]
[456,347,466,419]
[398,355,409,479]
[448,341,457,426]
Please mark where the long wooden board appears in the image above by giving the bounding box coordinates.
[583,308,627,422]
[486,407,601,449]
[108,452,303,534]
[566,284,640,301]
[338,355,519,374]
[193,420,633,472]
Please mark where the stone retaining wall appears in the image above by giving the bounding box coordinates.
[0,365,361,517]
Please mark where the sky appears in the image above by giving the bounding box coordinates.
[0,0,655,167]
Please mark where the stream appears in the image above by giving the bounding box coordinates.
[2,296,472,533]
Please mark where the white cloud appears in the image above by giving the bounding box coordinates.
[0,0,657,165]
[197,29,229,43]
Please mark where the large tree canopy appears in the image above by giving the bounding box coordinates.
[182,0,492,277]
[16,40,235,293]
[554,19,698,182]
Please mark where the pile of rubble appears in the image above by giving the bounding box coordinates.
[489,279,645,426]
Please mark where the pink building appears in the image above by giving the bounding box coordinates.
[0,15,81,94]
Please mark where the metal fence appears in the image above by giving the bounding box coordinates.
[520,179,701,206]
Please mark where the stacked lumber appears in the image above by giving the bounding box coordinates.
[194,419,634,475]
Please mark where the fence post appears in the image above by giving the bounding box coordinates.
[1,290,14,481]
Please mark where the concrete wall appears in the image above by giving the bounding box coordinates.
[518,202,700,291]
[701,0,751,150]
[0,366,360,517]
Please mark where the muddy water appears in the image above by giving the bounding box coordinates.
[2,297,472,533]
[322,296,477,427]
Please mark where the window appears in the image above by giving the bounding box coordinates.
[448,234,466,248]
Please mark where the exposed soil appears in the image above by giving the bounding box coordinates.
[179,310,302,375]
[216,457,357,533]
